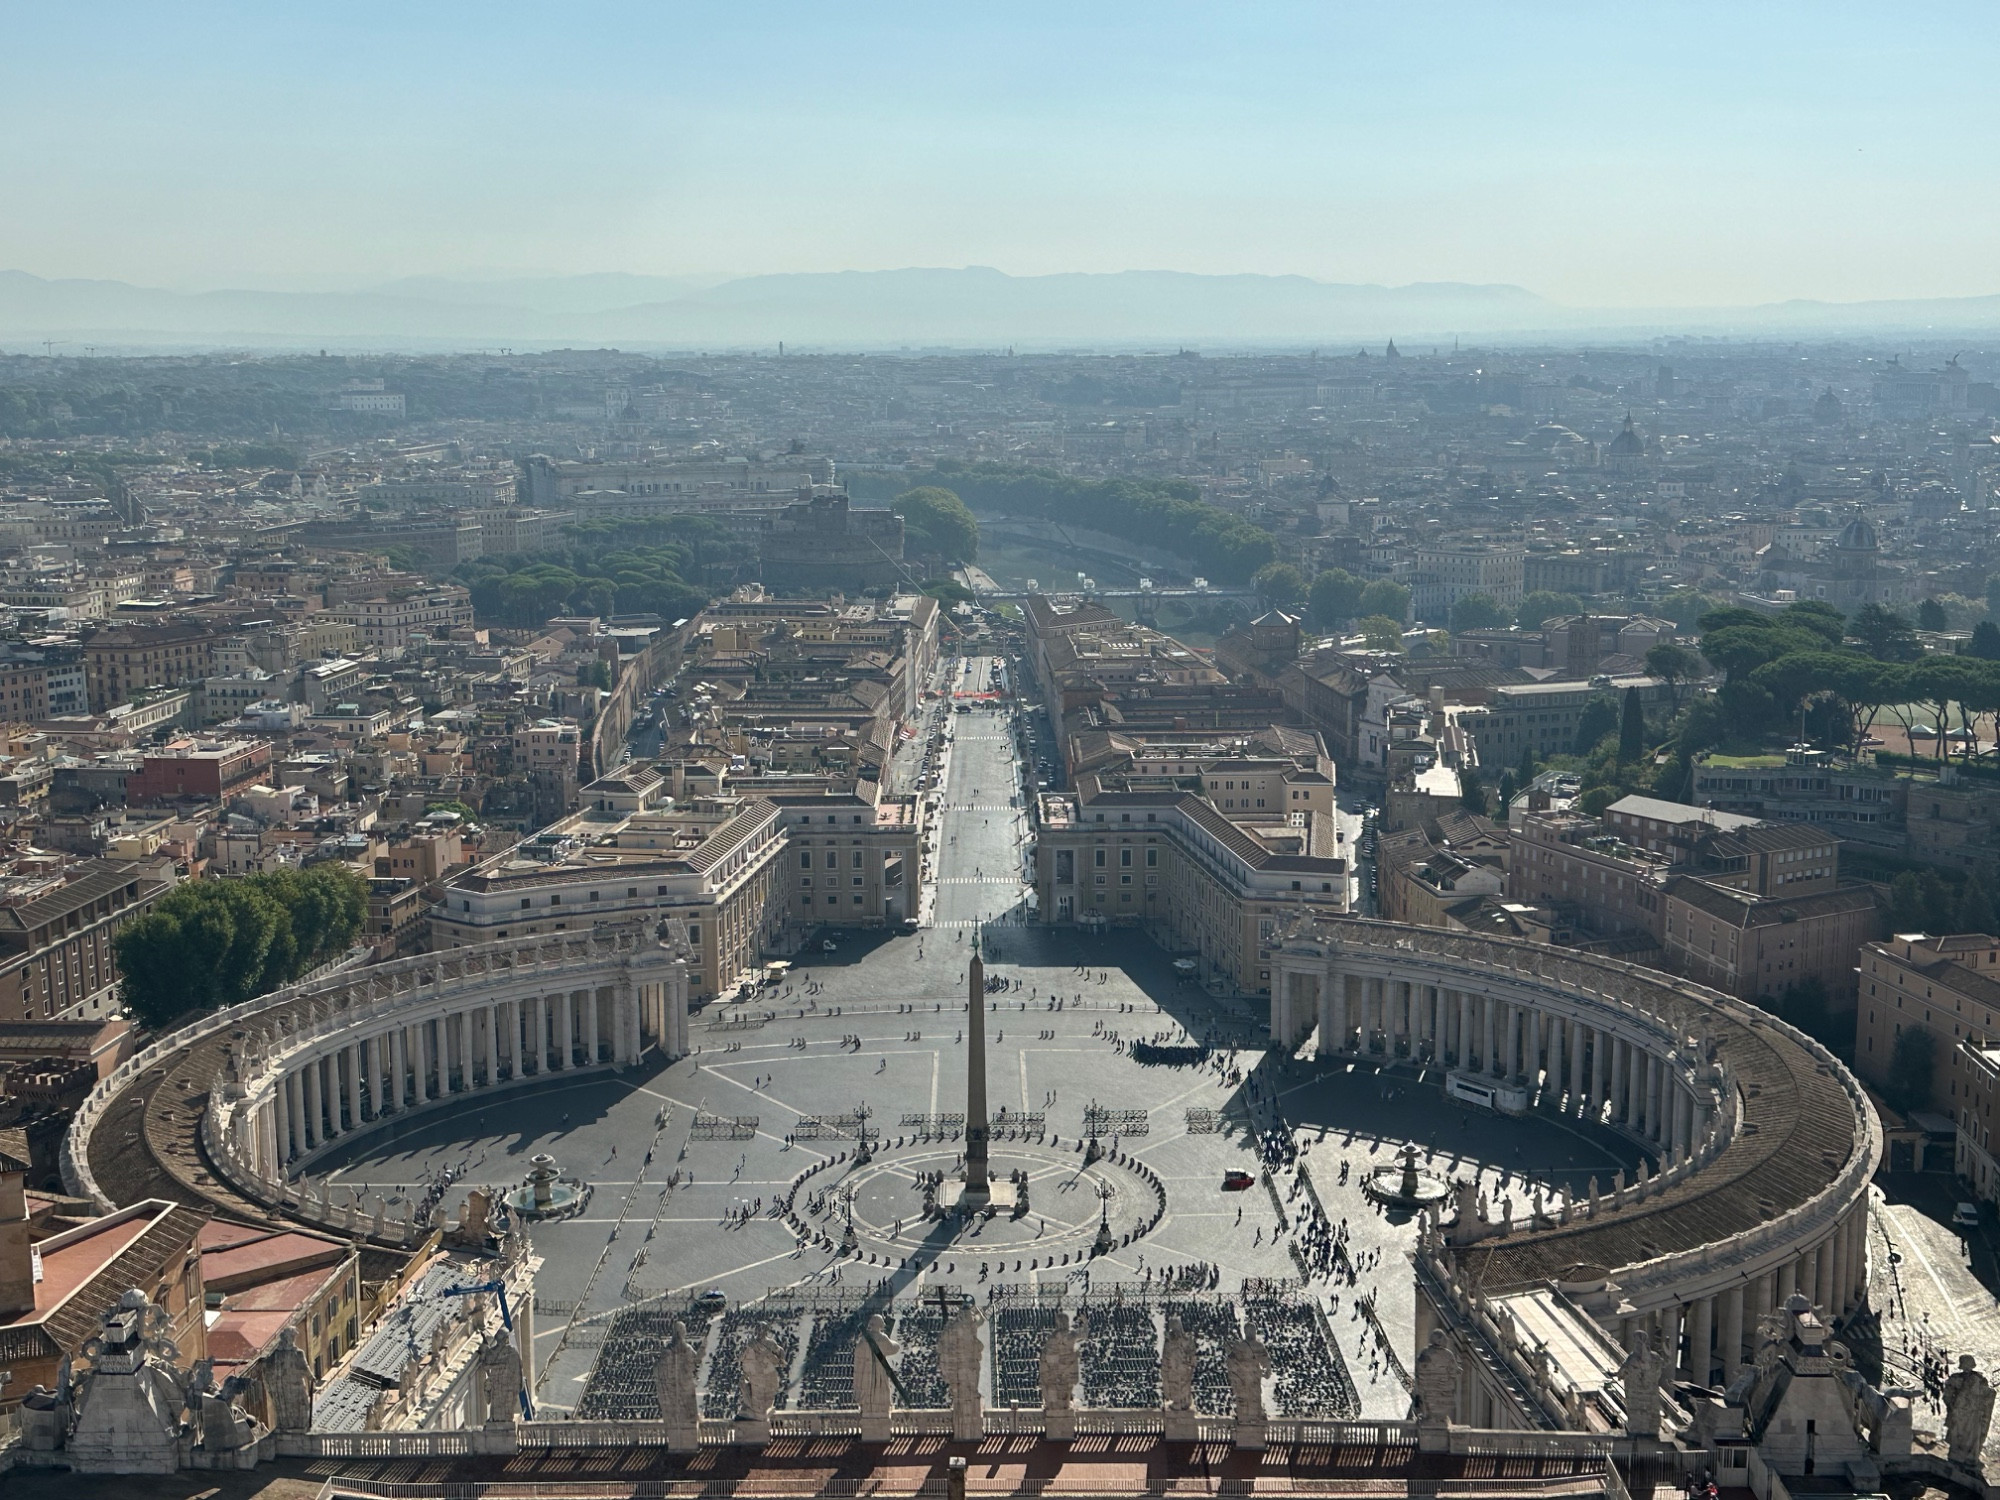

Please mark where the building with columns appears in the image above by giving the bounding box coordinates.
[64,928,692,1253]
[1272,916,1878,1430]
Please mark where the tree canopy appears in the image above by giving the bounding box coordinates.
[456,520,723,628]
[1517,591,1584,629]
[1450,593,1510,632]
[1358,578,1411,624]
[898,460,1277,582]
[1252,562,1306,610]
[114,866,368,1030]
[1308,569,1365,628]
[890,486,978,563]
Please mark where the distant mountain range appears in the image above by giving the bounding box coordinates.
[4,266,2000,351]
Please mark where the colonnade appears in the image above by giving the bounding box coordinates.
[1276,967,1709,1160]
[251,980,642,1176]
[1647,1199,1873,1386]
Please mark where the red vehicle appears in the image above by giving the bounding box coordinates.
[1221,1170,1256,1192]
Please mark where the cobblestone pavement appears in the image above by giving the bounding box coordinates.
[1866,1179,2000,1463]
[312,656,1644,1421]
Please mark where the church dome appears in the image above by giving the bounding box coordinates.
[1836,513,1878,553]
[1607,415,1644,456]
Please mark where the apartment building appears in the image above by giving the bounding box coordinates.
[1411,541,1526,618]
[1660,823,1877,1008]
[328,584,474,650]
[83,620,221,711]
[1857,933,2000,1116]
[0,860,168,1022]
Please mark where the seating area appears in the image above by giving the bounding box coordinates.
[1247,1294,1356,1418]
[1162,1298,1240,1415]
[1079,1300,1160,1409]
[702,1305,803,1418]
[576,1301,714,1420]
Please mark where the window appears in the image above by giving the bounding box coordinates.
[1120,848,1133,868]
[852,851,863,868]
[800,851,812,869]
[1094,848,1106,868]
[521,898,531,908]
[1146,847,1158,867]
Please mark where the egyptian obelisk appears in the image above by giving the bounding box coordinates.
[963,934,990,1199]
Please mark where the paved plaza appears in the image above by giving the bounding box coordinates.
[313,656,1649,1422]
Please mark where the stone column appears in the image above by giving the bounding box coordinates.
[303,1058,322,1149]
[285,1071,305,1159]
[484,1005,500,1084]
[432,1017,447,1096]
[558,992,574,1069]
[1850,1206,1871,1306]
[1591,1026,1608,1112]
[1777,1257,1796,1306]
[1721,1284,1745,1383]
[1483,995,1497,1076]
[1569,1019,1586,1112]
[344,1044,361,1132]
[585,989,600,1065]
[1332,977,1349,1054]
[1815,1237,1836,1312]
[1648,1055,1663,1142]
[1829,1225,1848,1316]
[1547,1015,1564,1108]
[1610,1036,1626,1121]
[1457,990,1472,1067]
[1690,1296,1714,1385]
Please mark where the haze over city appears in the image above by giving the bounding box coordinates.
[9,4,2000,345]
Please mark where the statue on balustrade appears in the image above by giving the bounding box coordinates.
[266,1324,315,1435]
[738,1326,786,1429]
[655,1319,701,1450]
[1224,1334,1270,1427]
[1946,1354,1995,1469]
[939,1303,985,1441]
[1162,1315,1196,1415]
[854,1313,901,1435]
[480,1330,524,1427]
[1618,1329,1665,1440]
[1414,1328,1460,1426]
[1040,1311,1081,1414]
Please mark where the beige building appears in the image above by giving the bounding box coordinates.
[1857,933,2000,1128]
[432,781,920,1001]
[1035,782,1346,999]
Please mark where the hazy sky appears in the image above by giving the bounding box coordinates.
[6,2,1997,307]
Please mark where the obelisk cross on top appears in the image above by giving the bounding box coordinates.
[963,931,990,1197]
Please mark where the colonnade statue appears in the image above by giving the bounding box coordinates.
[1162,1313,1198,1440]
[854,1313,901,1440]
[1946,1354,1995,1469]
[654,1320,700,1451]
[1040,1310,1083,1439]
[940,1303,985,1441]
[737,1327,785,1441]
[1414,1328,1460,1427]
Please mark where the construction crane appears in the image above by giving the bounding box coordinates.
[440,1280,535,1418]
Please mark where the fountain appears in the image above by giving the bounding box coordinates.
[505,1153,589,1220]
[1362,1144,1451,1209]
